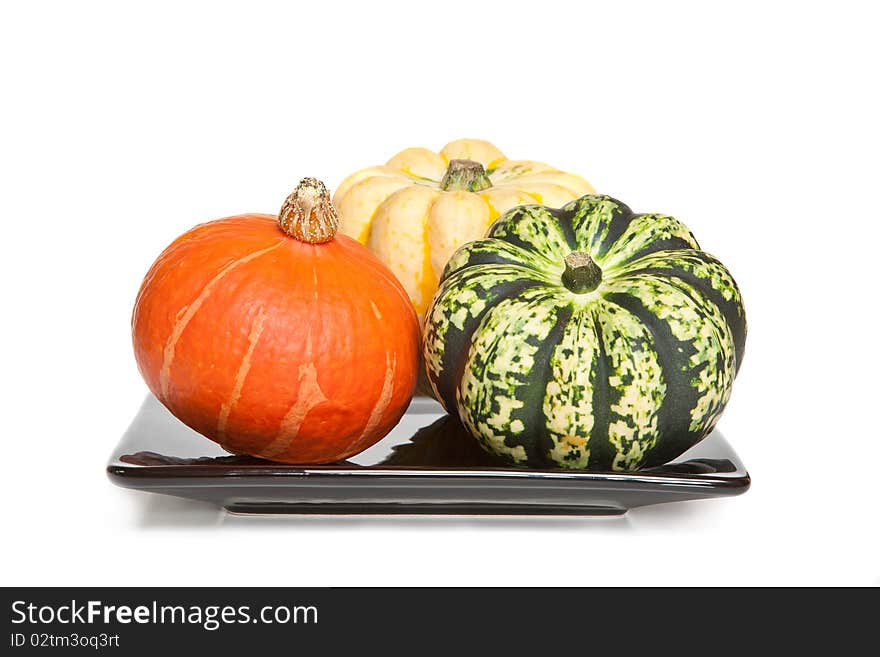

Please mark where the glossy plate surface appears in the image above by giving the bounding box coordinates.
[108,395,750,515]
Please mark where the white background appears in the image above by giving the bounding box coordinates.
[1,1,878,586]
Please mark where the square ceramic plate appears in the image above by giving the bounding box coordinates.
[107,395,750,516]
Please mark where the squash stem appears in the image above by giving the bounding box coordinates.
[562,252,602,293]
[439,159,492,192]
[278,178,340,244]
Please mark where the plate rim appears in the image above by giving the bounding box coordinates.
[107,462,751,494]
[107,395,751,500]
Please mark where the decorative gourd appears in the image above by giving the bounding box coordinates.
[333,139,595,322]
[424,195,746,471]
[132,178,420,464]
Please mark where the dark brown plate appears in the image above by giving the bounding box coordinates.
[107,395,750,515]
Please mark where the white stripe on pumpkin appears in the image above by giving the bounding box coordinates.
[261,330,328,458]
[347,351,396,454]
[216,306,267,439]
[158,239,285,398]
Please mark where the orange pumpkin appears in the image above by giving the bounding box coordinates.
[132,178,420,464]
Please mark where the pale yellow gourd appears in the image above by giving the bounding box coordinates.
[333,139,595,323]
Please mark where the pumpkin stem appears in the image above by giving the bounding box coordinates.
[439,159,492,192]
[562,252,602,294]
[278,177,340,244]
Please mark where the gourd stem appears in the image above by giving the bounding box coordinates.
[278,177,340,244]
[439,159,492,192]
[562,252,602,294]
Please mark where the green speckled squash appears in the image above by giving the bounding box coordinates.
[423,195,746,471]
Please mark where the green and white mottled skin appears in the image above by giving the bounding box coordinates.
[423,195,746,471]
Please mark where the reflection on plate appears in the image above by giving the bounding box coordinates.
[380,414,503,468]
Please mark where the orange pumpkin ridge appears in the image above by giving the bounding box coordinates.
[132,178,420,464]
